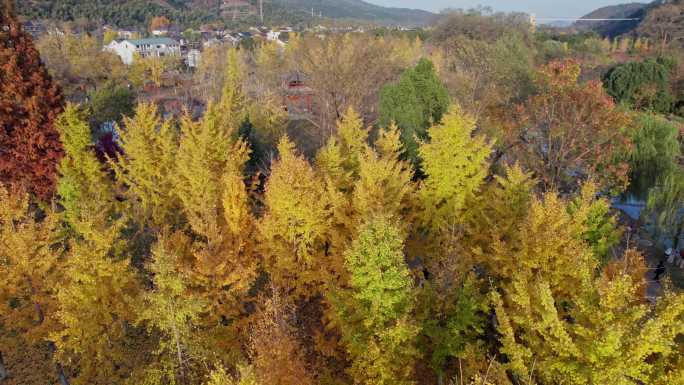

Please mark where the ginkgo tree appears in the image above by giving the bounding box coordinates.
[0,185,62,339]
[137,233,208,385]
[110,102,180,229]
[331,217,420,385]
[52,105,146,385]
[486,187,684,385]
[259,136,331,298]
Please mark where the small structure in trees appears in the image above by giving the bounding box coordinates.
[283,72,314,119]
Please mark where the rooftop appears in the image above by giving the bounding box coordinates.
[127,37,178,46]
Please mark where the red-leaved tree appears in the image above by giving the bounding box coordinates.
[505,59,632,193]
[0,0,64,200]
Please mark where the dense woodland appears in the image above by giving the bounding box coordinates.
[16,0,434,30]
[2,0,684,384]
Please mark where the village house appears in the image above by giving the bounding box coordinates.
[186,49,201,68]
[224,32,242,46]
[22,21,44,37]
[118,29,137,39]
[151,28,169,36]
[105,37,181,65]
[103,25,137,40]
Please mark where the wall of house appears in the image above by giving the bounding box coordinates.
[106,41,181,65]
[106,41,136,65]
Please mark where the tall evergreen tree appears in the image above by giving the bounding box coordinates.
[0,0,64,200]
[379,58,450,160]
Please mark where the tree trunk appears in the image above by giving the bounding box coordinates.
[172,322,186,385]
[34,302,44,325]
[56,363,70,385]
[48,343,69,385]
[0,351,8,381]
[25,277,44,326]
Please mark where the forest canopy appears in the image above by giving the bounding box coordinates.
[2,2,684,385]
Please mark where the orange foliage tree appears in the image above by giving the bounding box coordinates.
[0,0,64,200]
[506,59,632,193]
[149,15,171,32]
[249,289,314,385]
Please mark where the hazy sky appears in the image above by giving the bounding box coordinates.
[367,1,646,18]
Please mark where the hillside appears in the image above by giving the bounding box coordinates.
[573,0,684,42]
[17,0,435,28]
[573,2,648,37]
[274,0,434,25]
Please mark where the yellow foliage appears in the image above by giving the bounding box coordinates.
[57,104,119,237]
[52,221,142,385]
[111,103,180,228]
[352,125,414,226]
[418,106,492,235]
[249,290,314,385]
[259,136,331,297]
[0,186,62,344]
[487,189,684,384]
[173,107,257,335]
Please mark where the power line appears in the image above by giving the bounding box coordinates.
[536,18,641,21]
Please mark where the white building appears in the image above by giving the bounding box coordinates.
[266,30,281,41]
[187,49,201,68]
[151,27,169,36]
[105,37,181,65]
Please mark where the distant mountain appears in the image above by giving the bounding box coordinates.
[273,0,434,25]
[17,0,436,28]
[573,2,648,37]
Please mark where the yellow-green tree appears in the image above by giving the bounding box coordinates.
[51,218,144,385]
[57,104,118,235]
[487,190,684,385]
[259,136,330,297]
[216,48,247,131]
[352,123,414,225]
[53,104,145,383]
[173,106,258,343]
[331,217,419,385]
[314,108,369,261]
[137,233,208,385]
[111,103,180,228]
[418,107,492,237]
[0,186,64,364]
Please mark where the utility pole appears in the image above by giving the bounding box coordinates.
[259,0,263,24]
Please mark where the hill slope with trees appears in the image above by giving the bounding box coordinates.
[17,0,435,27]
[574,0,684,44]
[573,2,648,37]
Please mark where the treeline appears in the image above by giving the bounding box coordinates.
[2,4,684,385]
[17,0,217,29]
[17,0,356,30]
